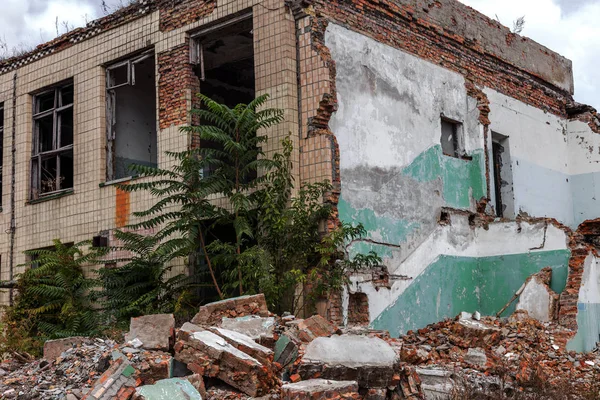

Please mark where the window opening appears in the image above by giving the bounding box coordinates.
[441,118,462,158]
[191,16,255,178]
[31,82,74,199]
[491,132,514,218]
[106,51,157,181]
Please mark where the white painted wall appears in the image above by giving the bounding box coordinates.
[327,23,482,173]
[484,89,573,226]
[568,119,600,227]
[348,215,568,324]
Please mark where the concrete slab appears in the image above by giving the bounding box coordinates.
[135,378,202,400]
[210,327,273,365]
[191,294,269,326]
[221,315,275,341]
[174,330,276,397]
[416,368,453,400]
[281,379,359,399]
[125,314,175,351]
[298,335,397,388]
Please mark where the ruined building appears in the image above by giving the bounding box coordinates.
[0,0,599,352]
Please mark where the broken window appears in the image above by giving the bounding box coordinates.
[0,103,4,205]
[106,51,157,181]
[191,14,255,178]
[491,132,514,218]
[440,118,463,158]
[31,83,74,199]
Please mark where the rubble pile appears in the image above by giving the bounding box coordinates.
[2,292,600,399]
[400,310,600,393]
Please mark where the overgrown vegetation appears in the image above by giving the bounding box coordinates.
[1,94,378,355]
[0,240,106,356]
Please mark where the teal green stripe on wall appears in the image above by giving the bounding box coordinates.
[402,145,486,209]
[370,250,570,337]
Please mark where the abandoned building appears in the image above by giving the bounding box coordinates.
[0,0,599,353]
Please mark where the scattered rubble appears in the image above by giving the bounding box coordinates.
[281,379,360,399]
[3,293,600,399]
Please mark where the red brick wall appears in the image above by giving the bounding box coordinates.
[159,0,215,32]
[348,292,369,326]
[309,0,570,118]
[158,41,198,130]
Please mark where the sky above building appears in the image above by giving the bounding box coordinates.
[0,0,598,108]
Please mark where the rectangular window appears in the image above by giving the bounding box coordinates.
[440,118,463,158]
[106,52,157,181]
[0,103,4,205]
[31,83,74,199]
[191,15,255,178]
[491,132,514,218]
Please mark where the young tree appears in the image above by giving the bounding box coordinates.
[118,94,283,299]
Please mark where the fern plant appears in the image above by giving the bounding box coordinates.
[95,230,200,327]
[11,240,105,340]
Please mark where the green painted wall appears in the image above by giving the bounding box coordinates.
[402,145,486,209]
[568,303,600,352]
[370,250,570,337]
[339,145,486,258]
[338,196,419,258]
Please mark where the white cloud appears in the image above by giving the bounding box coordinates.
[459,0,600,108]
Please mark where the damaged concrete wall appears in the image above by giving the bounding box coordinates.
[568,254,600,352]
[485,89,573,225]
[344,215,569,337]
[568,119,600,228]
[325,22,573,338]
[327,23,486,269]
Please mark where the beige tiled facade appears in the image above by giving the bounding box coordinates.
[0,0,336,306]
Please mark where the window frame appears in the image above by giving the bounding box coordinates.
[440,116,465,158]
[30,82,74,200]
[105,50,156,182]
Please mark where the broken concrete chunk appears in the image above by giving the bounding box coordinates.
[183,374,207,399]
[296,314,339,342]
[210,327,274,365]
[464,348,487,368]
[221,315,275,341]
[43,337,86,361]
[516,268,559,322]
[281,379,359,400]
[274,333,299,368]
[125,314,175,351]
[135,378,202,400]
[298,335,397,388]
[416,368,454,400]
[191,294,269,326]
[180,322,203,333]
[174,330,276,397]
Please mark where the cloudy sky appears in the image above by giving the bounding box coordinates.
[1,0,599,108]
